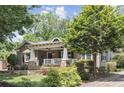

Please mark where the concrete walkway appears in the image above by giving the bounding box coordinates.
[81,71,124,87]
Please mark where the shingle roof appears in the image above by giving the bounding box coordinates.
[17,37,62,49]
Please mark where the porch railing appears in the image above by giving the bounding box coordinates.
[43,58,77,66]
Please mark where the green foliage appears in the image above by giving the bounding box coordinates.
[64,6,124,54]
[79,72,90,80]
[20,78,32,87]
[75,59,94,66]
[106,62,117,72]
[24,12,68,42]
[42,67,81,87]
[98,67,106,74]
[75,59,94,80]
[0,41,20,60]
[64,5,124,76]
[0,5,34,42]
[7,54,19,66]
[59,67,81,87]
[42,68,60,87]
[0,49,9,60]
[112,55,124,68]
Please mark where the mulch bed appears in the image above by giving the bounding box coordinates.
[0,81,16,87]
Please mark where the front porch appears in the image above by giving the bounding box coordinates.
[24,47,76,67]
[21,38,77,67]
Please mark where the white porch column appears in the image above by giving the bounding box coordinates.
[96,52,101,68]
[91,54,93,60]
[84,52,87,60]
[62,48,68,60]
[30,49,35,61]
[61,48,68,67]
[80,54,83,59]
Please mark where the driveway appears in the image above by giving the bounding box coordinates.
[81,71,124,87]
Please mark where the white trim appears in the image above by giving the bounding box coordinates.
[62,48,68,60]
[91,54,93,60]
[84,53,87,60]
[51,37,62,43]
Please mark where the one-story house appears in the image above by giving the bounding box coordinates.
[16,38,114,68]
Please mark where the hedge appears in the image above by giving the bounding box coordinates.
[42,66,81,87]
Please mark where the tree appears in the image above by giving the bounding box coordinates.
[0,41,20,60]
[64,6,124,77]
[23,12,68,42]
[0,5,34,42]
[7,54,19,70]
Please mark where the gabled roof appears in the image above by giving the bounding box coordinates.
[16,41,32,50]
[17,37,63,50]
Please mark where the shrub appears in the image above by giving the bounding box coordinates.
[98,67,106,74]
[21,64,28,70]
[14,65,21,70]
[106,62,117,72]
[112,55,124,68]
[42,68,60,87]
[14,64,28,70]
[59,66,81,87]
[7,54,18,66]
[75,59,94,80]
[42,66,81,87]
[78,71,90,80]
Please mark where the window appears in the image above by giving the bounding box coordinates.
[101,52,107,60]
[53,39,59,42]
[52,38,60,43]
[81,54,85,59]
[87,54,91,59]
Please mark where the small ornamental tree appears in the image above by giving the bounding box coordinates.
[64,6,124,77]
[7,54,18,69]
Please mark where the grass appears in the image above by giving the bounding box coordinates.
[0,74,46,87]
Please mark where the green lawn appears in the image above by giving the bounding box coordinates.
[0,74,46,87]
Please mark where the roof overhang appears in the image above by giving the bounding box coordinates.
[26,42,64,50]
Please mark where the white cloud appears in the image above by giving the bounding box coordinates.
[41,10,49,14]
[12,31,23,42]
[55,7,67,19]
[45,7,54,11]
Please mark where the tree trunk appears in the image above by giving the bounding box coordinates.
[93,53,97,78]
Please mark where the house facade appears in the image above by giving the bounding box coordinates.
[17,38,114,68]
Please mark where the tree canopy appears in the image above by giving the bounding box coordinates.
[64,5,124,77]
[0,5,34,42]
[64,6,124,54]
[23,12,68,42]
[0,41,20,60]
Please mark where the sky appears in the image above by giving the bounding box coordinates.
[13,5,82,41]
[29,5,82,18]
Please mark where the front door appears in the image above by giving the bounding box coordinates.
[48,52,52,59]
